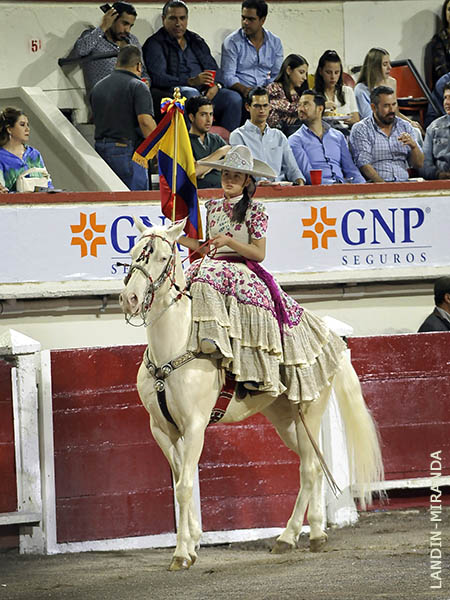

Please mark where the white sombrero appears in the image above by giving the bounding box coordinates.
[197,145,276,179]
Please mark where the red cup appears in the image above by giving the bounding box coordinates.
[204,69,216,87]
[310,169,322,185]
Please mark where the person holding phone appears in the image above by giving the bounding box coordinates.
[71,1,150,98]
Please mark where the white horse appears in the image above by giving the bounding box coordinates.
[119,218,383,571]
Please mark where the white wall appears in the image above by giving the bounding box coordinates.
[0,1,442,122]
[343,1,442,73]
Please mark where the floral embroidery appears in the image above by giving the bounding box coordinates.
[185,196,303,328]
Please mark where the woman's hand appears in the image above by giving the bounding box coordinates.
[210,234,233,250]
[325,100,337,112]
[211,234,266,262]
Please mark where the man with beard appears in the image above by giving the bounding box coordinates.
[350,86,424,182]
[72,2,149,98]
[289,90,364,185]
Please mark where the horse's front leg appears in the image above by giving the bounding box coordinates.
[169,420,208,571]
[173,436,202,564]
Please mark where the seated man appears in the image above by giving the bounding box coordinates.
[424,72,450,128]
[289,90,365,185]
[91,45,156,190]
[142,0,241,131]
[349,86,424,182]
[221,0,283,100]
[418,276,450,332]
[229,86,304,184]
[186,96,230,188]
[421,83,450,180]
[71,1,149,98]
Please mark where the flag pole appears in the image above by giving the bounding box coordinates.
[171,87,181,224]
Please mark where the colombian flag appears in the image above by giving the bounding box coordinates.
[133,99,202,239]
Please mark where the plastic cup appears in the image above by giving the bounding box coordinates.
[310,169,322,185]
[204,70,216,87]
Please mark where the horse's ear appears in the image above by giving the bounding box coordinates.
[133,216,147,234]
[167,218,187,242]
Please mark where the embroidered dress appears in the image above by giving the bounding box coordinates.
[186,196,346,403]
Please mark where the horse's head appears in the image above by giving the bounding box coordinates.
[119,218,186,323]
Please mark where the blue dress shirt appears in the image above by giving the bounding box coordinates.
[221,28,283,89]
[350,115,418,182]
[288,123,365,185]
[229,120,304,182]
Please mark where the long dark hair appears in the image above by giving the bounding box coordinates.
[232,176,256,224]
[314,50,345,106]
[0,107,24,146]
[442,0,450,30]
[274,54,309,102]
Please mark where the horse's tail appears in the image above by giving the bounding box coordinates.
[333,352,384,510]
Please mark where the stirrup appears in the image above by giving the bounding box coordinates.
[243,381,271,392]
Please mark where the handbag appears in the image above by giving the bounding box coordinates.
[15,168,50,192]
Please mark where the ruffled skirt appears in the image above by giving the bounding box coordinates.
[186,256,346,403]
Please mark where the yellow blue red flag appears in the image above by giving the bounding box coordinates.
[133,97,202,239]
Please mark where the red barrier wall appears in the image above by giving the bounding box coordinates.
[348,333,450,480]
[51,345,175,544]
[1,333,449,549]
[200,415,299,532]
[0,359,18,549]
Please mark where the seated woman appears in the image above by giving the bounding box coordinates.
[178,145,346,401]
[354,48,423,136]
[267,54,309,137]
[313,49,359,129]
[0,107,53,193]
[429,0,450,88]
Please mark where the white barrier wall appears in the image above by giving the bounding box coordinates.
[0,1,443,122]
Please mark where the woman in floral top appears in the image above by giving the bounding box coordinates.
[267,54,309,137]
[0,107,53,193]
[178,145,346,403]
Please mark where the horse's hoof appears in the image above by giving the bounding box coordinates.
[271,540,294,554]
[310,536,327,553]
[189,554,197,565]
[168,556,192,571]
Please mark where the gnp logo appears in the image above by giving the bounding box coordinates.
[70,212,107,257]
[301,204,429,267]
[69,212,176,274]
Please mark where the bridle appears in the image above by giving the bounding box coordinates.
[122,233,182,327]
[121,231,215,327]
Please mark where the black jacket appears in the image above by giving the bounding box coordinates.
[142,28,220,90]
[418,307,450,332]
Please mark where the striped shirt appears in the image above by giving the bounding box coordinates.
[350,115,416,182]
